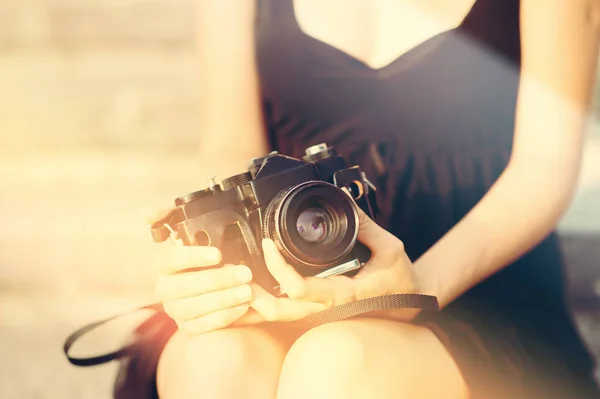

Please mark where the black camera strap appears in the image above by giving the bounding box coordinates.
[63,303,163,367]
[293,293,439,329]
[63,293,438,367]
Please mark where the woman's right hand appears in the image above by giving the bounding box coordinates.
[149,208,254,336]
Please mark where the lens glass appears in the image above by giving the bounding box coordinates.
[295,207,329,244]
[269,181,359,268]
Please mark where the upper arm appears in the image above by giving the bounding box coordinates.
[195,1,269,170]
[510,0,600,170]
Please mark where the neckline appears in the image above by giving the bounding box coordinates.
[288,1,474,74]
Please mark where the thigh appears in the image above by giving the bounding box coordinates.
[278,318,469,399]
[157,324,299,399]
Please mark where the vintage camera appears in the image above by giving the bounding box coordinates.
[150,143,379,295]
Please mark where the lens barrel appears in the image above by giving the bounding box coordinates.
[264,181,359,268]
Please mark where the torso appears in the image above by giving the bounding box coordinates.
[255,0,522,215]
[256,0,521,162]
[253,0,595,371]
[293,0,478,70]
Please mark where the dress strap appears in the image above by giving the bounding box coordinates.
[256,0,299,25]
[459,0,521,62]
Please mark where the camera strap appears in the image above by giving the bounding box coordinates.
[63,293,438,367]
[293,293,439,329]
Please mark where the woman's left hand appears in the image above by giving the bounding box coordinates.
[245,205,421,324]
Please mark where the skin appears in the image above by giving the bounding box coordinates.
[155,0,600,398]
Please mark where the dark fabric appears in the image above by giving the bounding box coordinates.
[417,309,600,399]
[113,312,176,399]
[254,0,599,396]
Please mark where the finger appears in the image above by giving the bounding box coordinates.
[250,284,326,322]
[341,187,391,248]
[299,275,354,304]
[262,239,346,304]
[355,205,409,266]
[231,308,268,326]
[261,239,307,298]
[155,265,253,301]
[159,246,222,275]
[354,204,396,250]
[143,206,174,226]
[178,304,250,335]
[163,283,253,322]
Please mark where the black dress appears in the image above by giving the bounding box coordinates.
[113,1,599,398]
[253,0,599,397]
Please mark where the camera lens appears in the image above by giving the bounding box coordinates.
[295,207,329,244]
[264,181,359,268]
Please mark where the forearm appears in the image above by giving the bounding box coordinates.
[195,133,268,183]
[414,76,593,308]
[413,161,577,307]
[194,0,268,183]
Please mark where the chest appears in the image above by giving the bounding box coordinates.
[293,0,478,70]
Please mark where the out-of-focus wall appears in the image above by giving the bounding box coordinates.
[0,2,206,398]
[0,1,598,398]
[0,0,202,301]
[0,0,198,154]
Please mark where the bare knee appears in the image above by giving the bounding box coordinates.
[277,319,467,399]
[157,326,287,399]
[280,320,373,381]
[277,320,394,398]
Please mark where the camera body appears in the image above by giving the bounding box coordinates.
[150,143,378,295]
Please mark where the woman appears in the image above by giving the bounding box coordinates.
[137,0,600,398]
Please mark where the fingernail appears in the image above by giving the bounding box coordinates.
[235,267,252,283]
[236,285,253,301]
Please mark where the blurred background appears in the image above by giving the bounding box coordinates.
[0,1,598,398]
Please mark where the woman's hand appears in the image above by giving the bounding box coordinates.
[249,204,421,323]
[149,208,255,336]
[149,200,421,334]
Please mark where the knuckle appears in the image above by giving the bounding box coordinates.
[178,274,193,296]
[154,278,169,299]
[192,246,221,264]
[161,249,183,275]
[202,278,220,297]
[162,301,178,320]
[287,284,308,300]
[181,299,202,320]
[215,268,235,290]
[165,298,197,322]
[202,308,239,332]
[358,211,371,228]
[261,312,274,322]
[155,253,172,275]
[181,319,209,336]
[174,247,202,270]
[183,270,209,296]
[173,247,192,270]
[219,306,246,329]
[261,305,280,322]
[222,285,249,308]
[393,240,406,256]
[216,293,235,310]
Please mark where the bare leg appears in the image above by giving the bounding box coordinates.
[277,318,468,399]
[157,324,297,399]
